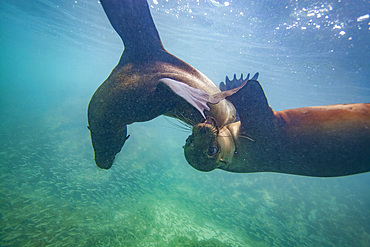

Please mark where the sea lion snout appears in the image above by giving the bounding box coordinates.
[88,124,129,169]
[94,152,115,169]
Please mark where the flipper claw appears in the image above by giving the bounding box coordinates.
[252,72,259,80]
[219,72,259,91]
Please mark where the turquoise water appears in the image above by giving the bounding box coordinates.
[1,0,369,246]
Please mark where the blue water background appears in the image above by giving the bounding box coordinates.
[0,0,369,246]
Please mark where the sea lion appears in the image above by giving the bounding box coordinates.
[184,75,370,177]
[87,0,241,169]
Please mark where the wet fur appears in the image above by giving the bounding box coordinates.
[185,78,370,177]
[88,0,237,169]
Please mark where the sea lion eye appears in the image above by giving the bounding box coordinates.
[207,146,218,156]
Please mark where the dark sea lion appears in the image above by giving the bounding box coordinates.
[87,0,239,169]
[184,76,370,177]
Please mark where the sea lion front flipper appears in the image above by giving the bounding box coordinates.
[229,79,275,132]
[212,73,274,132]
[210,73,259,104]
[219,73,258,91]
[159,78,211,119]
[198,74,259,106]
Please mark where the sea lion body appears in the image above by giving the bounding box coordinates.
[222,103,370,177]
[184,78,370,177]
[88,0,236,169]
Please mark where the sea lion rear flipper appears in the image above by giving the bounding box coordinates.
[159,78,211,119]
[100,0,165,54]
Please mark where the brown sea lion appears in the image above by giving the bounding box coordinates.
[184,76,370,177]
[87,0,241,169]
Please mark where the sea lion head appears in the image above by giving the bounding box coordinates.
[184,117,237,172]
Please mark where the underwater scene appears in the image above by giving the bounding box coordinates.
[1,0,369,246]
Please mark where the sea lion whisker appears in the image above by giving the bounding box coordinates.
[220,134,234,139]
[175,118,193,130]
[163,116,192,132]
[174,111,198,127]
[239,135,255,142]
